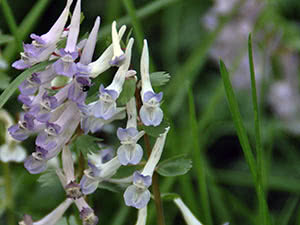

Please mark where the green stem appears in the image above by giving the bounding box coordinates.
[1,0,22,51]
[188,90,213,225]
[248,34,270,225]
[3,163,15,225]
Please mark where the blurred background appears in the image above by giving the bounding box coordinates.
[1,0,300,224]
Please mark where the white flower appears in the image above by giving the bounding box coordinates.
[173,198,203,225]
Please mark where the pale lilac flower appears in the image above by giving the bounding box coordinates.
[124,171,151,209]
[80,149,122,195]
[56,147,99,225]
[140,40,163,127]
[173,198,203,225]
[88,25,127,78]
[89,38,134,120]
[13,0,73,69]
[117,98,145,165]
[81,106,126,134]
[53,0,81,77]
[80,17,101,65]
[24,105,80,174]
[123,127,169,209]
[8,112,45,141]
[19,198,73,225]
[110,21,125,66]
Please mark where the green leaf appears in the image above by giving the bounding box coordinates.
[0,34,13,45]
[98,182,125,193]
[68,215,80,225]
[161,193,180,201]
[157,154,192,177]
[0,60,55,109]
[150,71,170,86]
[141,118,170,138]
[220,60,270,225]
[37,169,60,188]
[117,77,136,106]
[71,135,102,159]
[56,217,69,225]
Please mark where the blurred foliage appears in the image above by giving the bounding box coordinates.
[2,0,300,225]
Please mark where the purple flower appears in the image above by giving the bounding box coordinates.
[53,49,78,77]
[13,0,73,69]
[90,84,118,120]
[79,207,99,225]
[123,171,152,209]
[140,40,164,126]
[139,91,163,127]
[110,21,125,66]
[117,127,144,166]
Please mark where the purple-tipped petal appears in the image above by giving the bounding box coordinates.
[123,185,151,209]
[133,171,152,188]
[12,59,30,70]
[80,175,99,195]
[24,155,47,174]
[19,80,38,95]
[8,125,29,141]
[139,105,163,127]
[143,91,163,103]
[117,144,143,166]
[116,127,139,141]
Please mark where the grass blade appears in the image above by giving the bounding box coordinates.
[188,89,213,225]
[248,33,271,225]
[220,60,271,224]
[276,196,298,225]
[0,61,54,109]
[1,0,22,51]
[219,60,257,179]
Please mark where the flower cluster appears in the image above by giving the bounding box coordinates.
[8,0,172,224]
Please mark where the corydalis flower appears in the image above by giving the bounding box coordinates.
[88,24,127,78]
[53,0,81,77]
[13,0,73,70]
[117,98,145,165]
[124,127,169,209]
[89,38,134,120]
[56,146,99,225]
[80,149,121,195]
[140,40,163,127]
[124,171,151,209]
[110,21,125,66]
[24,103,80,174]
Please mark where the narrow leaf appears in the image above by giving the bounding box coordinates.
[150,71,171,86]
[157,154,192,177]
[161,193,180,201]
[248,34,270,225]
